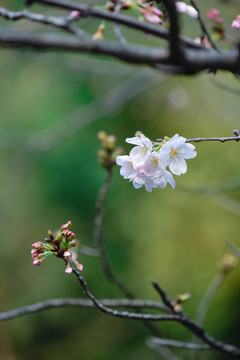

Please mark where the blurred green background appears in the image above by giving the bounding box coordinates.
[0,0,240,359]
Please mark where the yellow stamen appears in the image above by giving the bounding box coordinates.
[149,158,158,167]
[170,148,179,158]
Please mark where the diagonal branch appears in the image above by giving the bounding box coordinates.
[189,0,218,51]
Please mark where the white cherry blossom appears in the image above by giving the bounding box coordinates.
[116,155,137,179]
[159,134,196,175]
[126,134,153,167]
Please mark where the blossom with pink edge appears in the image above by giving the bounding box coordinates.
[140,5,163,24]
[175,2,198,18]
[159,134,196,176]
[232,15,240,29]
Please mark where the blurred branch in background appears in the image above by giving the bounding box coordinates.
[0,75,162,152]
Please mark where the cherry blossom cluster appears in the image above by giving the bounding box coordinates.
[116,133,196,192]
[31,221,83,274]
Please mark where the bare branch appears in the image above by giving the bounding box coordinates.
[0,7,89,37]
[0,297,167,321]
[71,270,240,358]
[0,27,239,74]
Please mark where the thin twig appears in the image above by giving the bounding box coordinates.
[79,245,100,257]
[156,133,240,143]
[113,3,128,46]
[93,170,134,298]
[189,1,218,51]
[195,273,226,327]
[147,337,210,350]
[0,7,89,37]
[227,241,240,258]
[190,272,226,360]
[210,77,240,96]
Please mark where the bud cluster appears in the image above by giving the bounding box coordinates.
[97,131,124,170]
[31,221,83,274]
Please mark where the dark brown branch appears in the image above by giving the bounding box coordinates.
[0,29,169,65]
[71,268,179,322]
[160,0,183,63]
[151,282,240,358]
[71,270,240,358]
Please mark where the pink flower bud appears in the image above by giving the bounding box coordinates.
[75,261,83,272]
[61,221,72,231]
[32,242,45,250]
[145,5,163,17]
[31,249,39,258]
[65,264,73,274]
[69,239,77,247]
[33,258,44,266]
